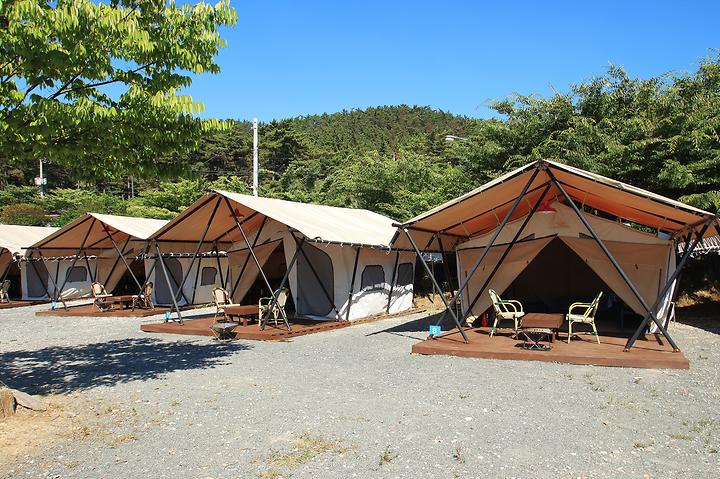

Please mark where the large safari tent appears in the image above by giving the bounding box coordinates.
[149,190,415,327]
[23,213,167,304]
[0,224,59,300]
[394,159,717,360]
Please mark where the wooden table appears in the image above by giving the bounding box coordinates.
[100,295,136,311]
[224,305,258,326]
[519,313,564,342]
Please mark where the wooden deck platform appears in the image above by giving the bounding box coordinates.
[0,300,47,309]
[412,327,689,369]
[141,317,350,341]
[36,303,170,318]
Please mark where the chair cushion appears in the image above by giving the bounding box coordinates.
[212,322,237,331]
[567,314,593,323]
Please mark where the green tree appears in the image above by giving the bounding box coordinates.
[0,0,237,180]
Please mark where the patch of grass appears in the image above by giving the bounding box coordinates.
[266,433,349,471]
[379,445,398,466]
[633,441,652,449]
[107,433,137,449]
[670,432,692,441]
[169,400,180,407]
[257,469,281,479]
[648,387,659,398]
[459,393,469,400]
[63,460,80,468]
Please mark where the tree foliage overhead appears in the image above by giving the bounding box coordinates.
[0,0,237,179]
[3,54,720,227]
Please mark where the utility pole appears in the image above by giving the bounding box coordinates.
[35,158,47,199]
[252,118,259,196]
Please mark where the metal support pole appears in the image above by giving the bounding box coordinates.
[624,222,710,350]
[155,242,184,323]
[190,256,203,305]
[100,223,143,292]
[385,250,401,313]
[229,216,268,299]
[437,235,455,294]
[546,168,682,350]
[431,165,542,329]
[212,242,226,289]
[54,218,96,308]
[345,247,361,321]
[459,183,551,323]
[403,228,469,342]
[252,118,259,196]
[291,232,343,321]
[224,197,291,329]
[171,197,222,305]
[260,236,304,330]
[98,236,130,283]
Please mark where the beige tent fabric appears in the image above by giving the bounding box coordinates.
[0,224,59,256]
[228,240,281,303]
[458,237,553,318]
[152,190,399,248]
[30,213,166,251]
[394,160,716,250]
[561,238,672,315]
[461,202,670,249]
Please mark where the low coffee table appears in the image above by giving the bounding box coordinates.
[224,305,259,326]
[516,313,564,350]
[519,313,564,342]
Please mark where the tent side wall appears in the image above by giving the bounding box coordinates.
[284,233,414,321]
[21,259,96,300]
[146,256,230,306]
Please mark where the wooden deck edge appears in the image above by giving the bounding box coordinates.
[410,343,690,370]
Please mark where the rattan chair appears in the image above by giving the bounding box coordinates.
[258,287,289,327]
[567,291,603,344]
[488,289,524,337]
[132,282,154,310]
[0,280,10,303]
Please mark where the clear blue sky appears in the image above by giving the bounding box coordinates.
[190,0,720,121]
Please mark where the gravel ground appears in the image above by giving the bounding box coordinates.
[1,303,718,479]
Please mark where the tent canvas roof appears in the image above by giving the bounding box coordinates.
[151,190,399,248]
[29,213,168,251]
[0,225,59,256]
[394,159,718,249]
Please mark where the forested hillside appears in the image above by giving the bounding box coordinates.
[2,55,720,226]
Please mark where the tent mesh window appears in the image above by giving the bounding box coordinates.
[361,265,385,291]
[297,243,334,316]
[200,266,217,286]
[65,266,88,283]
[396,262,414,287]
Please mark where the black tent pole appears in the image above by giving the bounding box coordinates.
[429,164,542,329]
[437,236,456,294]
[546,167,684,351]
[624,222,710,351]
[403,228,469,342]
[345,246,361,321]
[171,197,222,306]
[459,183,551,325]
[260,235,304,330]
[155,242,184,323]
[100,223,143,292]
[54,218,96,309]
[385,250,400,313]
[102,236,131,290]
[223,197,292,330]
[229,216,268,299]
[27,251,54,301]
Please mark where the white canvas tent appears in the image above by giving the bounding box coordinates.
[393,159,718,351]
[0,225,59,300]
[23,213,167,302]
[150,190,414,325]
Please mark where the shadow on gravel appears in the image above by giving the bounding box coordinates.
[366,312,447,340]
[676,303,720,335]
[0,338,251,394]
